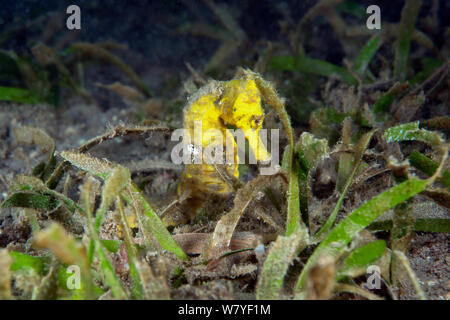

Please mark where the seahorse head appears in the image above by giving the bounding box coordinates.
[219,77,271,162]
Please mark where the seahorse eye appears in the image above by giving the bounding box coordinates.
[252,115,263,128]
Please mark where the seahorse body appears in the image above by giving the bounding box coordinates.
[170,76,271,225]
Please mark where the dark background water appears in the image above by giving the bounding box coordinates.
[1,0,448,70]
[1,0,287,68]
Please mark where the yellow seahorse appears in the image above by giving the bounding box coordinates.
[167,71,272,225]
